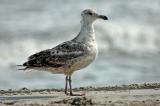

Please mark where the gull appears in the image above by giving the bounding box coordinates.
[18,9,108,96]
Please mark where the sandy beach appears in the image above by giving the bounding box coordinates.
[0,83,160,106]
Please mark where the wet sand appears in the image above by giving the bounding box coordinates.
[0,83,160,106]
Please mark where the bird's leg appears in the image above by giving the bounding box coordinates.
[65,75,69,95]
[68,75,73,95]
[69,75,85,96]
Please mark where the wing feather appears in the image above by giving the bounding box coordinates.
[23,41,87,68]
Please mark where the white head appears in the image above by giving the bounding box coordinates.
[81,9,108,24]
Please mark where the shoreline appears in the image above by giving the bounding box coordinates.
[0,83,160,106]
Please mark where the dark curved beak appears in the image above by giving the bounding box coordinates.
[98,15,108,20]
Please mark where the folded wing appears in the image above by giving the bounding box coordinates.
[23,41,87,68]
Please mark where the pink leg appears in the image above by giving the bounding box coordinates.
[68,75,85,96]
[65,75,69,95]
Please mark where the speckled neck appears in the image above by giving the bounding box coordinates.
[73,19,96,43]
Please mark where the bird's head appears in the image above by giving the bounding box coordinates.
[81,9,108,23]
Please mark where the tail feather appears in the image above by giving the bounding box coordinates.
[17,59,40,70]
[17,67,28,70]
[17,63,28,70]
[17,65,23,66]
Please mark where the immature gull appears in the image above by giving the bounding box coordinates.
[19,9,108,96]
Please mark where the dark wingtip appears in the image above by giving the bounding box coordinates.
[17,61,28,67]
[23,62,28,66]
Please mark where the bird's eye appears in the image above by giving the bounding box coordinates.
[88,12,93,15]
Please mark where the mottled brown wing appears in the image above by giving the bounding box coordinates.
[23,41,86,68]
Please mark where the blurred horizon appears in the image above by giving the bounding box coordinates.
[0,0,160,90]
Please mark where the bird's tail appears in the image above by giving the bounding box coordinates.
[16,65,28,70]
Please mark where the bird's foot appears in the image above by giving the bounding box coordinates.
[65,91,85,96]
[69,92,86,96]
[65,92,70,96]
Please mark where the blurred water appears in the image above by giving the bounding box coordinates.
[0,0,160,90]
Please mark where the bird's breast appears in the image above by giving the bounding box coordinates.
[69,41,97,73]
